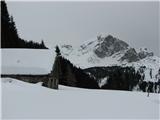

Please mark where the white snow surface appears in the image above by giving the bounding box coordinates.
[99,76,109,87]
[1,78,160,119]
[1,49,55,75]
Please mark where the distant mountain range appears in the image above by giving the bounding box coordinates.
[60,34,160,83]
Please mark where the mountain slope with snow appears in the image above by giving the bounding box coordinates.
[61,35,158,67]
[60,34,160,82]
[1,78,159,119]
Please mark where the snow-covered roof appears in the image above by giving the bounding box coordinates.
[1,49,55,75]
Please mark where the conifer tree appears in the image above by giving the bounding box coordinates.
[41,40,45,48]
[66,64,77,86]
[1,1,19,48]
[55,45,61,56]
[1,1,12,47]
[10,16,19,37]
[1,1,48,49]
[1,1,10,22]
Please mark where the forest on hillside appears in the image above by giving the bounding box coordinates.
[1,1,48,49]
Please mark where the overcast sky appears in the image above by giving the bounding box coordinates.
[6,1,159,56]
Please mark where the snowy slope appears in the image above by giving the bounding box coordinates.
[1,78,160,119]
[1,49,55,75]
[60,35,160,82]
[61,35,159,68]
[127,56,160,82]
[61,41,124,68]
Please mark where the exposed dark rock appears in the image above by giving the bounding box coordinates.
[61,45,73,50]
[138,48,154,59]
[120,48,140,62]
[94,35,129,58]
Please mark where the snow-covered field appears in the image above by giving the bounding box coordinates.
[1,78,159,119]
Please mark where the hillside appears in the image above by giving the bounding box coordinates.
[1,1,48,49]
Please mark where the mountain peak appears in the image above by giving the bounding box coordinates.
[60,34,158,69]
[94,35,129,58]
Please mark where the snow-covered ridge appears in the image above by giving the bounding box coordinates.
[60,34,159,67]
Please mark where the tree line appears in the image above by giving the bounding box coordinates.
[1,1,48,49]
[85,66,140,91]
[85,66,160,93]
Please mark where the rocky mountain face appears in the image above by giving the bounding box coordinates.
[60,34,155,65]
[121,48,140,62]
[92,35,154,62]
[138,48,154,59]
[94,35,129,58]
